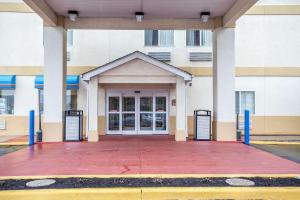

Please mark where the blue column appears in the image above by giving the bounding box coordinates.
[29,110,35,146]
[244,110,250,145]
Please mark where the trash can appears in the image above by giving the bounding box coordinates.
[64,110,83,141]
[194,110,211,140]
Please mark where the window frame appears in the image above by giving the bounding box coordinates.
[67,29,74,47]
[0,89,15,115]
[144,30,174,47]
[186,30,212,47]
[235,91,255,114]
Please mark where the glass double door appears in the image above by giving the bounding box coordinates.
[107,92,167,135]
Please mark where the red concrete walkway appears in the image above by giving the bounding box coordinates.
[0,136,299,176]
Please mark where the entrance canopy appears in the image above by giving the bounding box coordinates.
[82,51,192,81]
[24,0,257,29]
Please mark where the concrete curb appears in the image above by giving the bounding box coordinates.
[0,142,27,146]
[0,187,300,200]
[0,173,299,180]
[251,141,300,145]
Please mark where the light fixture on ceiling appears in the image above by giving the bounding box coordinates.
[68,10,79,21]
[200,11,210,23]
[135,12,144,22]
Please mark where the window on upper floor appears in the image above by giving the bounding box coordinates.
[235,91,255,114]
[0,90,14,114]
[145,30,174,46]
[186,30,212,47]
[67,30,74,47]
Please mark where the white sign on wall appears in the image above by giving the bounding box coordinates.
[196,116,210,140]
[65,116,80,141]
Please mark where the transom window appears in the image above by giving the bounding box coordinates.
[145,30,174,46]
[235,91,255,114]
[186,30,212,46]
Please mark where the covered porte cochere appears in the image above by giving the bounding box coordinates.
[82,51,192,141]
[23,0,259,142]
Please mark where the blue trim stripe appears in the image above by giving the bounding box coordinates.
[0,75,16,89]
[34,75,79,90]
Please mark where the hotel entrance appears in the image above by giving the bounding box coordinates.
[107,90,168,135]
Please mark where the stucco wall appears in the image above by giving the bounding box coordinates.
[0,12,43,66]
[236,15,300,67]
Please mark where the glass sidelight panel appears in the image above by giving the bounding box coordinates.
[122,113,135,130]
[140,97,153,131]
[155,113,166,131]
[155,97,166,112]
[140,113,153,131]
[108,96,120,131]
[108,114,119,130]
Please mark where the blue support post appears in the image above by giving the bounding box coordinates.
[29,110,35,146]
[244,110,250,145]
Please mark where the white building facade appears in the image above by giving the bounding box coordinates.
[0,0,299,140]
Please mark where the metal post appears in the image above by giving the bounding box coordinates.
[244,110,250,145]
[36,89,42,142]
[29,110,35,146]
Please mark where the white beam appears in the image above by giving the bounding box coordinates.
[223,0,258,28]
[65,18,215,30]
[23,0,57,26]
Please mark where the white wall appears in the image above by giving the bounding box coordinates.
[235,77,300,116]
[0,12,43,66]
[257,0,300,5]
[186,77,213,116]
[14,76,39,115]
[68,30,211,67]
[236,15,300,67]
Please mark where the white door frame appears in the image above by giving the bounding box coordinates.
[106,89,168,135]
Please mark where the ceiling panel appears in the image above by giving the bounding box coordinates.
[44,0,237,19]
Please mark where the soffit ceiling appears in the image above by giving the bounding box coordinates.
[44,0,237,19]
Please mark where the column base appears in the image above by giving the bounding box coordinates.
[212,121,236,141]
[43,122,63,142]
[175,130,187,141]
[88,130,99,142]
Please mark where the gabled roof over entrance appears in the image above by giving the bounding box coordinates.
[81,51,192,81]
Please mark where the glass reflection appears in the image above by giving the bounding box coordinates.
[140,113,153,130]
[155,113,166,130]
[155,97,166,112]
[109,97,119,112]
[122,113,135,130]
[109,114,119,130]
[122,97,135,112]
